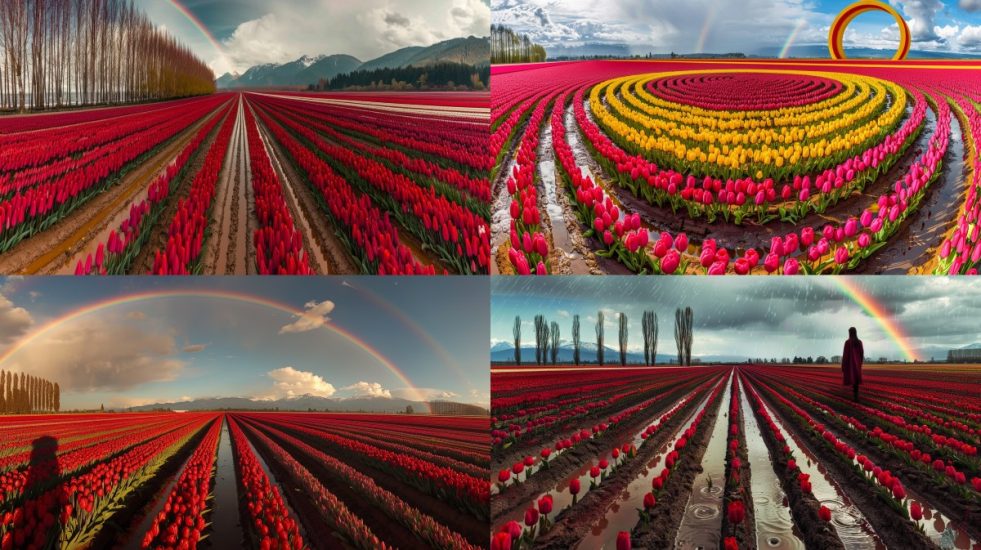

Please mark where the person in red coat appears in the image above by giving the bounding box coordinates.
[842,327,864,401]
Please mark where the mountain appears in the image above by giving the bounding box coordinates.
[217,37,489,89]
[358,46,426,72]
[359,37,489,71]
[218,54,362,88]
[124,394,488,415]
[756,44,981,60]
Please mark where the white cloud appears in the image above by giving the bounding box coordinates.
[279,300,335,334]
[260,366,336,399]
[958,24,981,49]
[341,381,392,398]
[6,316,185,392]
[213,0,490,74]
[392,387,460,401]
[182,343,208,353]
[0,293,33,345]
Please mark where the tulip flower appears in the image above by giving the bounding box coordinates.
[724,537,739,550]
[727,500,745,524]
[616,531,631,550]
[819,505,832,522]
[491,532,511,550]
[910,501,923,521]
[524,507,539,527]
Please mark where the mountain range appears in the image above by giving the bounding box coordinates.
[216,36,489,89]
[489,342,747,364]
[123,394,488,415]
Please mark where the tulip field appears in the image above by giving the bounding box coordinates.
[0,412,490,549]
[491,60,981,275]
[0,90,490,275]
[490,363,981,549]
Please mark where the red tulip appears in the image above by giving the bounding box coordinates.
[569,478,581,495]
[910,501,923,521]
[643,492,656,510]
[819,505,832,521]
[616,531,631,550]
[538,495,553,515]
[491,532,511,550]
[524,507,539,527]
[727,500,745,524]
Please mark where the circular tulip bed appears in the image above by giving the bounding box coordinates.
[0,412,489,550]
[490,363,981,549]
[491,60,980,275]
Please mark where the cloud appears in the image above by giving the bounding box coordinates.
[392,387,459,401]
[260,366,336,399]
[0,294,33,345]
[962,0,981,11]
[182,343,208,353]
[341,381,392,398]
[213,0,489,74]
[7,316,184,392]
[958,24,981,49]
[279,300,335,334]
[892,0,944,42]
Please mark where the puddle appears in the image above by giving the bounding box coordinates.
[674,374,734,549]
[210,416,243,547]
[738,378,806,550]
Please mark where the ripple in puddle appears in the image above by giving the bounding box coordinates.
[700,485,724,498]
[690,504,719,520]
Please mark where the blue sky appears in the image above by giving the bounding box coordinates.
[491,277,981,363]
[142,0,490,75]
[492,0,981,56]
[0,277,488,410]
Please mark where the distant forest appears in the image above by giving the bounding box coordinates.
[308,62,489,91]
[491,24,547,64]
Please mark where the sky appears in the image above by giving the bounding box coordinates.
[0,277,488,410]
[142,0,491,76]
[491,0,981,56]
[490,277,981,363]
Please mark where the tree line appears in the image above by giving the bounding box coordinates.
[491,24,546,64]
[0,0,215,112]
[308,62,490,92]
[0,370,60,414]
[512,307,695,367]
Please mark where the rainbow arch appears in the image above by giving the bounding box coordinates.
[0,289,433,412]
[833,278,921,362]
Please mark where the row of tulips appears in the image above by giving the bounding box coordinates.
[492,370,710,447]
[141,418,222,548]
[226,417,304,549]
[305,414,489,460]
[295,97,491,174]
[554,90,686,273]
[935,93,981,274]
[746,371,929,528]
[0,96,208,134]
[1,415,211,549]
[0,417,192,505]
[0,98,225,253]
[647,73,843,112]
[261,97,490,203]
[151,97,240,274]
[620,374,729,550]
[721,377,752,549]
[243,102,314,275]
[764,378,981,495]
[75,100,235,275]
[504,92,553,275]
[250,103,434,274]
[246,414,489,515]
[238,416,481,550]
[255,99,488,274]
[273,415,487,479]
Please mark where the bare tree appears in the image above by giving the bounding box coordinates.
[675,307,694,366]
[619,313,628,366]
[596,311,604,366]
[572,315,581,366]
[643,310,659,366]
[534,315,549,366]
[550,321,560,364]
[513,316,521,365]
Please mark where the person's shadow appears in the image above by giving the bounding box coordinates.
[25,436,66,547]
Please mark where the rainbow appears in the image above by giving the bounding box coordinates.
[833,278,921,362]
[694,3,718,54]
[779,19,808,59]
[0,289,432,411]
[165,1,232,72]
[340,281,474,393]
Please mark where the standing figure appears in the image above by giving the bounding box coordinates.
[842,327,864,401]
